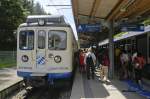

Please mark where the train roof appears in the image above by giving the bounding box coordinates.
[19,23,71,28]
[99,25,150,46]
[26,15,66,24]
[19,15,71,28]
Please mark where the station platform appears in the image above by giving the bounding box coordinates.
[70,69,146,99]
[0,67,22,91]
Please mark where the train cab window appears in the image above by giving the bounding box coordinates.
[38,30,46,49]
[48,31,66,50]
[19,30,34,50]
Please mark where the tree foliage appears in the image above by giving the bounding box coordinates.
[0,0,25,50]
[32,2,46,15]
[0,0,46,50]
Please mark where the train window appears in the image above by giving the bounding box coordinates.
[48,31,66,50]
[38,30,46,49]
[149,37,150,57]
[19,30,34,50]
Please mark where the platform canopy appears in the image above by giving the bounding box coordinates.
[72,0,150,47]
[72,0,150,24]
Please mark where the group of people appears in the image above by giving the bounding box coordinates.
[79,48,96,79]
[117,49,146,87]
[78,47,110,82]
[78,47,146,87]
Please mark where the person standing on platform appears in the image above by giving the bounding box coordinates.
[115,47,121,77]
[100,49,110,82]
[84,47,96,79]
[76,49,81,72]
[79,50,85,73]
[131,50,138,79]
[132,50,138,62]
[133,52,145,88]
[120,50,129,79]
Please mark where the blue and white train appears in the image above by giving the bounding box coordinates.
[17,15,78,87]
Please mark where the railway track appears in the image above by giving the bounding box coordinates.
[0,71,74,99]
[0,72,75,99]
[0,80,24,99]
[9,85,72,99]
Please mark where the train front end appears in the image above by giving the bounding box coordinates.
[17,15,74,87]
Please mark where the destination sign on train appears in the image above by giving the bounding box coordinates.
[77,24,101,33]
[121,24,144,32]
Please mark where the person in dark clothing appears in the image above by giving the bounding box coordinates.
[84,48,96,79]
[97,48,104,66]
[75,50,80,71]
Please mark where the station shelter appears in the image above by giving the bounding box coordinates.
[72,0,150,78]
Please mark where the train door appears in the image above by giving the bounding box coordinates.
[36,30,47,68]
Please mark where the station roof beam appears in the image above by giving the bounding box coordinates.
[89,0,101,23]
[107,0,150,21]
[118,0,150,20]
[106,0,126,21]
[72,0,78,25]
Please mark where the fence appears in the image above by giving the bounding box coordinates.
[0,51,16,68]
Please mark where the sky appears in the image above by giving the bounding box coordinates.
[34,0,78,40]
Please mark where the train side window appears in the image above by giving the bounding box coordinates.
[19,30,34,50]
[149,37,150,57]
[38,30,46,49]
[48,31,67,50]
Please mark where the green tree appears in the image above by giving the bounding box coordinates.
[0,0,33,50]
[32,2,46,15]
[0,0,47,50]
[21,0,34,16]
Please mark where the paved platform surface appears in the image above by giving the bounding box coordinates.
[70,70,146,99]
[0,67,22,91]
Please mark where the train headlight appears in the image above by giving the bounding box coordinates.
[38,19,45,26]
[54,55,61,63]
[22,55,29,62]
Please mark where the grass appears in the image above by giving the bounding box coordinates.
[0,58,16,69]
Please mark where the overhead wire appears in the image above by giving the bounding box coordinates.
[49,0,72,23]
[48,0,78,39]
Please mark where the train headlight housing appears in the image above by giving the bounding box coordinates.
[38,19,45,26]
[54,55,61,63]
[22,55,29,62]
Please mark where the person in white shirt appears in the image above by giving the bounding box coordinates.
[120,50,129,79]
[132,51,137,62]
[84,47,96,79]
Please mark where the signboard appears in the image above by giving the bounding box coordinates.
[121,24,144,32]
[77,24,101,33]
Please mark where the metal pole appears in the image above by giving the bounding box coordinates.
[108,20,115,79]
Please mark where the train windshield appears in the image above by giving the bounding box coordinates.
[48,31,67,50]
[19,30,34,50]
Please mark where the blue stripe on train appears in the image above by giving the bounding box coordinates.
[17,71,32,78]
[48,72,72,79]
[17,71,72,79]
